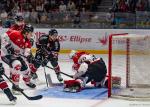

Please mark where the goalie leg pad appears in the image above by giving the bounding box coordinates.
[63,80,83,92]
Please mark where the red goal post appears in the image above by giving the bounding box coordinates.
[108,33,150,101]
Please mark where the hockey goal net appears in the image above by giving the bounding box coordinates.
[108,33,150,101]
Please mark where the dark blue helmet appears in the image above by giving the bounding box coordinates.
[23,24,34,33]
[15,15,24,21]
[49,29,58,36]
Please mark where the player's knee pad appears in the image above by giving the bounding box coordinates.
[11,74,20,85]
[29,63,37,73]
[22,70,30,83]
[0,80,8,90]
[54,65,60,73]
[23,76,30,84]
[11,60,21,72]
[63,80,83,92]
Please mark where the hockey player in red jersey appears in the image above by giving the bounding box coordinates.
[64,54,108,92]
[69,50,89,72]
[3,15,27,80]
[1,24,36,93]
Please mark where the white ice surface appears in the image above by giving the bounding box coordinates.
[0,54,150,107]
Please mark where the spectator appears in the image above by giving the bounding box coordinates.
[0,20,2,29]
[40,12,48,23]
[90,1,98,12]
[36,0,44,12]
[3,13,14,28]
[59,1,67,12]
[118,0,129,12]
[29,8,39,23]
[136,0,145,11]
[12,2,20,14]
[0,9,8,20]
[73,9,81,28]
[23,9,30,22]
[67,1,76,11]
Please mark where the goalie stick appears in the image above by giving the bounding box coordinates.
[3,73,43,100]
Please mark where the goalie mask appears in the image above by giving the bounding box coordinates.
[78,54,93,64]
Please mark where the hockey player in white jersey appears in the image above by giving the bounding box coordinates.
[1,24,36,93]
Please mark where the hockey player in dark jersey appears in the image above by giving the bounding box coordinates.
[29,29,63,82]
[64,54,108,92]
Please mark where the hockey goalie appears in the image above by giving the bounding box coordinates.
[64,52,121,92]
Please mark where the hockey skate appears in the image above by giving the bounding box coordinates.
[30,72,38,80]
[26,82,36,88]
[56,73,63,82]
[3,88,17,105]
[12,85,24,95]
[9,95,17,105]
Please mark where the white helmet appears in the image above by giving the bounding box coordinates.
[69,50,77,59]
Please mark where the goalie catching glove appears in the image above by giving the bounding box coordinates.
[63,80,85,93]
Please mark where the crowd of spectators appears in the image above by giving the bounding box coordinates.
[0,0,150,28]
[111,0,150,12]
[0,0,100,27]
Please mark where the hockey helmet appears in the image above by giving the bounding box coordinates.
[69,50,77,59]
[49,29,58,36]
[23,24,34,33]
[15,15,24,22]
[78,54,93,64]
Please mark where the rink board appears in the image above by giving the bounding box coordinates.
[37,85,108,100]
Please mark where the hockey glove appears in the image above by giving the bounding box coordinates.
[5,44,14,54]
[42,58,49,67]
[0,63,4,75]
[26,55,35,63]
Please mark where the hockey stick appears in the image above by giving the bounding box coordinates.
[43,67,49,88]
[45,65,73,78]
[3,74,43,100]
[18,54,74,79]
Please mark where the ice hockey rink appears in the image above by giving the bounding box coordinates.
[0,54,150,107]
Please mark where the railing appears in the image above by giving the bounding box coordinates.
[0,11,150,29]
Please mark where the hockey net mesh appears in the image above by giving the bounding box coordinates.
[108,34,150,101]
